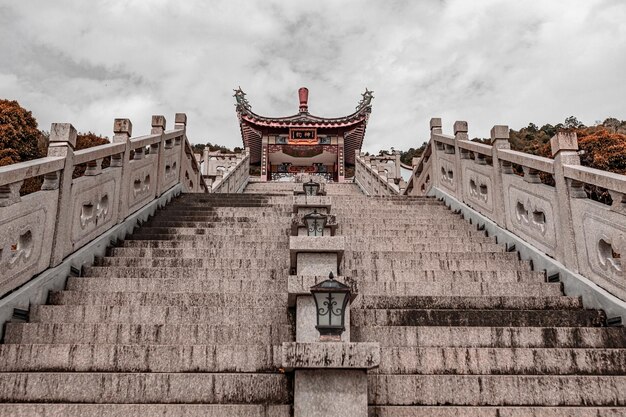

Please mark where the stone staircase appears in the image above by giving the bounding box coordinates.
[0,193,294,416]
[331,194,626,416]
[1,185,625,416]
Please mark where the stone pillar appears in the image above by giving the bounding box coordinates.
[175,113,187,184]
[551,131,582,271]
[429,118,443,189]
[453,121,468,201]
[47,123,77,266]
[337,137,345,183]
[490,125,510,227]
[112,118,133,223]
[261,136,268,181]
[152,115,166,197]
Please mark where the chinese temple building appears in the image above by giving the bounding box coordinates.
[235,87,373,182]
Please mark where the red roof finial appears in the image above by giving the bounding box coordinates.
[298,87,309,113]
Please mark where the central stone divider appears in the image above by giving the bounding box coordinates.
[286,191,380,417]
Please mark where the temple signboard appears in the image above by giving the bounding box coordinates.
[289,128,318,145]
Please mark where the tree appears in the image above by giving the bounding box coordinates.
[0,99,45,166]
[72,132,110,178]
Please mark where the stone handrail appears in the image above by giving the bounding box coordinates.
[0,113,206,297]
[405,117,626,304]
[208,149,250,193]
[354,151,406,195]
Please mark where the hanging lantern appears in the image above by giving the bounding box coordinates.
[310,272,351,340]
[303,180,320,196]
[303,209,327,236]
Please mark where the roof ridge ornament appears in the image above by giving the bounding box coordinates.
[356,88,374,110]
[234,87,251,110]
[299,87,309,113]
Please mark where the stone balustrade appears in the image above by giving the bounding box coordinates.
[206,149,250,193]
[354,150,407,195]
[405,117,626,304]
[0,113,206,297]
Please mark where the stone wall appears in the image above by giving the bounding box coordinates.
[0,113,206,297]
[405,118,626,302]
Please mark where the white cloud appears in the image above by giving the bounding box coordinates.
[0,0,625,152]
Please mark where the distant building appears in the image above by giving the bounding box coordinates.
[235,87,373,182]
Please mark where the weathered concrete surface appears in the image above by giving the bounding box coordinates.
[282,342,380,370]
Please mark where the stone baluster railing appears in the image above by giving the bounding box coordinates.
[405,117,626,310]
[0,113,205,297]
[354,150,406,196]
[208,149,250,193]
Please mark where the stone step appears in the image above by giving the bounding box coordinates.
[0,404,292,417]
[346,252,518,262]
[49,291,288,307]
[367,375,626,406]
[66,277,288,293]
[337,224,477,233]
[372,347,626,375]
[355,296,582,310]
[352,326,626,348]
[99,257,289,269]
[338,218,470,225]
[0,373,289,404]
[161,206,293,212]
[345,243,505,252]
[353,282,562,297]
[98,255,289,269]
[83,266,287,279]
[367,406,626,416]
[30,305,292,325]
[108,247,292,259]
[345,236,497,245]
[345,259,532,272]
[148,220,291,227]
[0,344,282,373]
[338,230,490,238]
[135,226,289,235]
[348,270,546,283]
[120,240,288,249]
[4,322,293,345]
[351,309,606,327]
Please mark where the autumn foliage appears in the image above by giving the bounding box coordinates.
[0,100,46,166]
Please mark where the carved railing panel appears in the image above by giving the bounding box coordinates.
[0,191,58,295]
[354,151,405,196]
[0,113,211,297]
[410,118,626,304]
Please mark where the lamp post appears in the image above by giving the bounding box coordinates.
[303,180,320,196]
[303,209,327,236]
[310,272,351,341]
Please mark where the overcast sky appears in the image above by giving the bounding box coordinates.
[1,0,625,153]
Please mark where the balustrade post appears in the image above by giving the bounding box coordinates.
[152,115,167,197]
[453,120,468,201]
[429,118,442,190]
[490,125,510,227]
[47,123,77,266]
[551,131,581,271]
[112,118,133,222]
[175,113,187,189]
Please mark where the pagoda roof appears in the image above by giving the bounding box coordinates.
[235,87,373,164]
